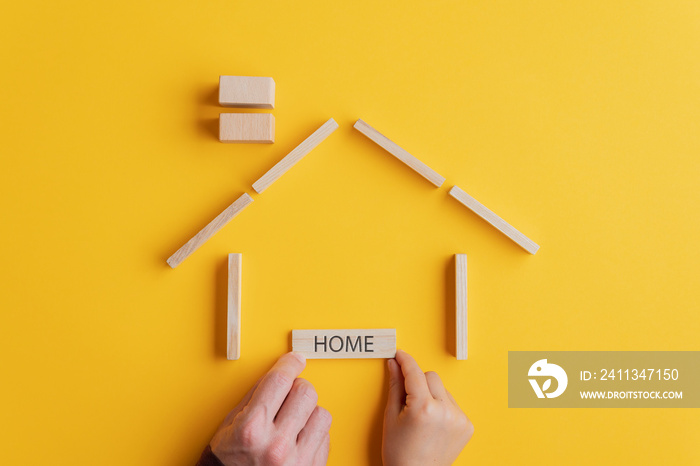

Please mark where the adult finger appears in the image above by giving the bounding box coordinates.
[221,378,262,427]
[275,378,319,435]
[297,406,332,459]
[248,352,306,421]
[385,358,406,418]
[425,371,448,400]
[394,350,431,403]
[312,433,330,466]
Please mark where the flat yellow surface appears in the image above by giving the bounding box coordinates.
[1,1,698,465]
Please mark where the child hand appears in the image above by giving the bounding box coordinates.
[382,350,473,466]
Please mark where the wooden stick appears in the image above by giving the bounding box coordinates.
[252,118,339,194]
[166,193,254,268]
[455,254,467,360]
[219,76,275,109]
[227,253,242,360]
[219,113,275,144]
[449,185,540,254]
[353,119,445,188]
[292,329,396,359]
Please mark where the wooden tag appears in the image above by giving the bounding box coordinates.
[292,329,396,359]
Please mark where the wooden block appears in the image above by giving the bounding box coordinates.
[455,254,467,360]
[292,329,396,359]
[219,76,275,109]
[219,113,275,144]
[166,193,254,268]
[449,185,540,254]
[227,254,242,360]
[353,119,445,188]
[252,118,339,194]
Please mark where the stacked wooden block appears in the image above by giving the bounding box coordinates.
[219,76,275,143]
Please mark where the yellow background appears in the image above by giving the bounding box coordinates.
[1,1,698,464]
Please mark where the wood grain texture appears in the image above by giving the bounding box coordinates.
[292,329,396,359]
[227,253,242,360]
[219,113,274,143]
[252,118,339,194]
[219,76,275,109]
[455,254,467,360]
[449,185,540,254]
[166,193,254,268]
[353,119,446,187]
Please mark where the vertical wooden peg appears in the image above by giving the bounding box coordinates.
[227,253,242,360]
[456,254,467,360]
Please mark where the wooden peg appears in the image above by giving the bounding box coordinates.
[227,254,242,360]
[167,193,254,268]
[455,254,467,360]
[219,76,275,109]
[449,185,540,254]
[252,118,339,194]
[353,119,445,188]
[219,113,274,144]
[292,329,396,359]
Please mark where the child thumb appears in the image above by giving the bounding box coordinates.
[385,358,406,417]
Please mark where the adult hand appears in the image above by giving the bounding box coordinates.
[382,350,474,466]
[209,352,331,465]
